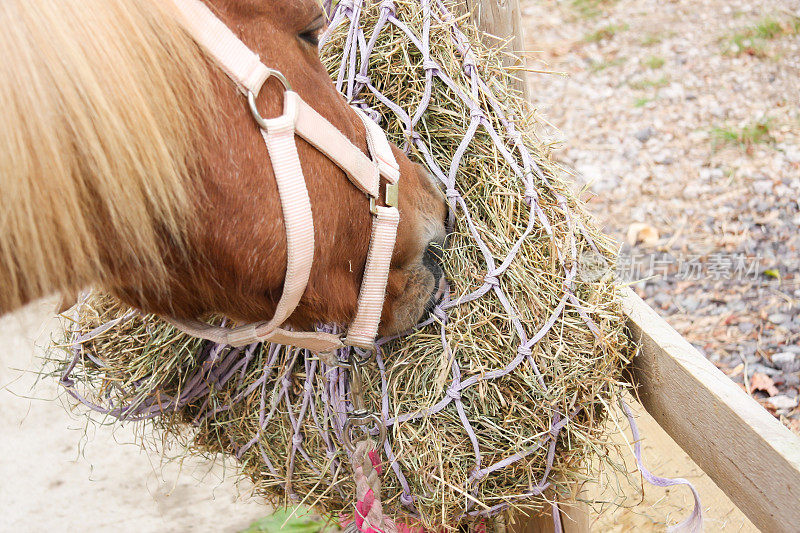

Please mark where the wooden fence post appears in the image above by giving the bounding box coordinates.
[507,499,592,533]
[455,0,528,96]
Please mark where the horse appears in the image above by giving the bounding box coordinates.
[0,0,447,339]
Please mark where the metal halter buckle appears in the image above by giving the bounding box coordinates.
[243,66,394,454]
[338,352,387,452]
[369,182,399,216]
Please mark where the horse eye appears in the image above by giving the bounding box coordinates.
[299,16,324,47]
[299,29,320,47]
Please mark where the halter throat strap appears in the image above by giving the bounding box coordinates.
[165,0,400,352]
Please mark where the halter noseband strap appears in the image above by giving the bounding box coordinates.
[165,0,400,352]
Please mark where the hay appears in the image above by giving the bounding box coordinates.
[50,1,632,529]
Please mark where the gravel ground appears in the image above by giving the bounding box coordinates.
[520,0,800,432]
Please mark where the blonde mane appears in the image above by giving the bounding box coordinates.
[0,0,214,313]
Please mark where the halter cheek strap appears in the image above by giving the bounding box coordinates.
[165,0,400,352]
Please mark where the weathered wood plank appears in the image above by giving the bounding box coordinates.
[455,0,527,96]
[622,287,800,533]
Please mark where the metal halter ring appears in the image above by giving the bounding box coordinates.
[343,412,387,453]
[334,346,374,367]
[247,68,292,129]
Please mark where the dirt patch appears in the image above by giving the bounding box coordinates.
[0,300,269,532]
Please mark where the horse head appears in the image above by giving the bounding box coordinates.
[0,0,447,340]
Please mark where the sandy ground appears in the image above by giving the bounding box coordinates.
[0,299,270,533]
[588,399,756,532]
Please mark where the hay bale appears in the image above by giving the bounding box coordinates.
[52,1,631,529]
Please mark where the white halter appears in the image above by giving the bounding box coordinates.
[165,0,401,352]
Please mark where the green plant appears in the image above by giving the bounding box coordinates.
[753,18,786,39]
[726,32,768,57]
[643,55,665,69]
[590,56,626,72]
[583,23,629,42]
[711,118,774,150]
[640,33,663,46]
[629,75,669,90]
[633,97,652,108]
[241,508,328,533]
[722,16,800,57]
[571,0,619,19]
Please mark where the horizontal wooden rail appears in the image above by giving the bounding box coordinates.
[622,287,800,533]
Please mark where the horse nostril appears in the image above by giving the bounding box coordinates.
[427,240,445,264]
[422,240,447,308]
[422,241,445,273]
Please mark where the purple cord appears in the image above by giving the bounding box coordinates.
[622,400,703,532]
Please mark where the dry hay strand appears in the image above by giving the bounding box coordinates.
[50,1,633,529]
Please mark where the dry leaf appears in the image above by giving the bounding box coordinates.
[626,223,659,246]
[765,395,798,411]
[750,372,779,397]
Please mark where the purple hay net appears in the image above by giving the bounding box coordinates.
[59,0,702,529]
